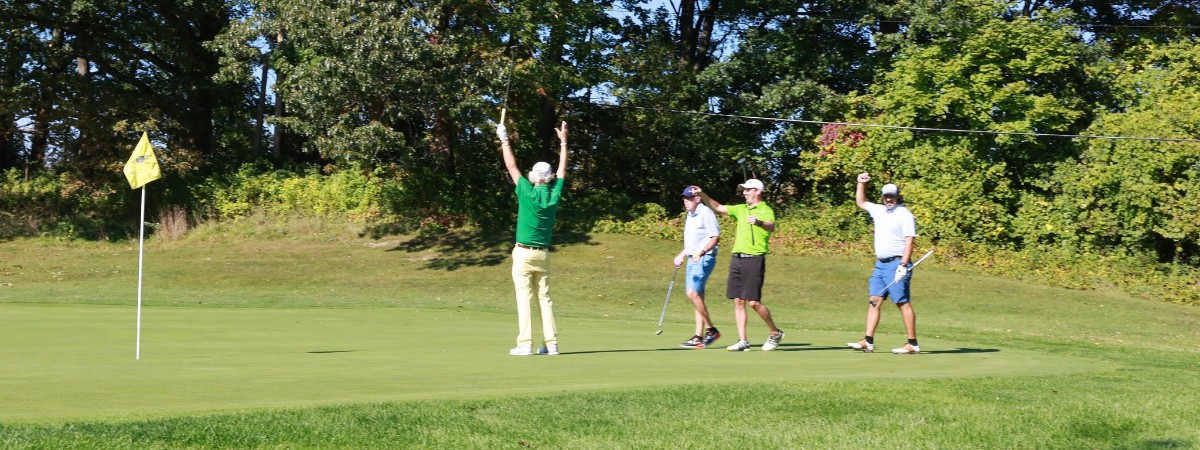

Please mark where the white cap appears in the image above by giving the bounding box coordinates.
[881,184,899,195]
[737,179,766,192]
[530,162,553,178]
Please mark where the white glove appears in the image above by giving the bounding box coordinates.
[894,264,909,282]
[497,123,509,141]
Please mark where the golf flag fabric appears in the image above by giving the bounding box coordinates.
[123,132,161,189]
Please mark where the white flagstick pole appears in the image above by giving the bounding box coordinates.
[135,186,146,360]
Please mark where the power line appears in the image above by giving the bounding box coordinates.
[586,101,1200,144]
[607,8,1200,30]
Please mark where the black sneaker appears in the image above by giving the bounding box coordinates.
[680,335,704,348]
[702,328,721,346]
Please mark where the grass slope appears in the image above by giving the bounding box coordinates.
[1,228,1198,448]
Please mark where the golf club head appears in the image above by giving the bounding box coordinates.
[654,329,663,335]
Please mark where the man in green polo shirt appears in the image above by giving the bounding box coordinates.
[498,118,568,356]
[692,179,786,352]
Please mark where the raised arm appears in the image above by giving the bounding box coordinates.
[498,116,521,185]
[690,186,728,215]
[555,121,568,179]
[855,172,871,209]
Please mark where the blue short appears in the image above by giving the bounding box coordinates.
[685,253,717,295]
[868,258,911,304]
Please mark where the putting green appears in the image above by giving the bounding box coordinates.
[0,304,1112,423]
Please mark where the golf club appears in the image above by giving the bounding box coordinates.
[655,265,681,335]
[869,249,934,307]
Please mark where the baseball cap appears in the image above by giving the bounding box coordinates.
[680,186,697,197]
[737,178,766,192]
[530,162,553,178]
[881,183,899,195]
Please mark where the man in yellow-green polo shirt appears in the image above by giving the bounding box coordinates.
[498,118,568,357]
[692,179,786,352]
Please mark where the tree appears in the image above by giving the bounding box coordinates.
[802,5,1110,245]
[1028,38,1200,261]
[4,0,254,179]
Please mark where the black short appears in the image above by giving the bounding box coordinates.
[726,255,766,301]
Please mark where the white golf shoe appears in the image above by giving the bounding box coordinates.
[848,340,875,353]
[762,331,785,351]
[726,340,751,352]
[892,344,920,354]
[537,343,559,355]
[509,345,533,356]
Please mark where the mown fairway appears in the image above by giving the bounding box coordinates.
[2,229,1198,448]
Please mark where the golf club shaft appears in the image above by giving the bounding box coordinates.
[657,265,680,327]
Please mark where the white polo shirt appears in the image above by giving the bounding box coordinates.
[683,203,720,257]
[863,202,917,259]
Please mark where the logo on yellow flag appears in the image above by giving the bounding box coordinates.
[123,132,162,189]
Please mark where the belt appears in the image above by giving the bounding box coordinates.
[731,253,763,258]
[515,243,546,251]
[878,256,900,263]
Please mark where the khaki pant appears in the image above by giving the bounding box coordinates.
[512,245,557,347]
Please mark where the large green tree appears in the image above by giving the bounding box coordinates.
[4,0,253,177]
[1024,38,1200,261]
[802,4,1111,245]
[244,0,616,226]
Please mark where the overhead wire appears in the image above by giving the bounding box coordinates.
[586,6,1200,144]
[606,7,1200,30]
[583,101,1200,144]
[527,5,1200,144]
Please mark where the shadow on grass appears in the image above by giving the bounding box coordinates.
[561,347,705,355]
[773,343,851,352]
[772,344,1000,354]
[1135,439,1193,449]
[386,227,595,271]
[922,348,1000,354]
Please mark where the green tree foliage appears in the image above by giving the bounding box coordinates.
[2,0,254,176]
[804,5,1110,245]
[710,0,880,199]
[1027,39,1200,261]
[237,0,618,228]
[3,0,1200,302]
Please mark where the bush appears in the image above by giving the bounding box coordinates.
[191,165,388,222]
[0,169,129,240]
[592,203,681,241]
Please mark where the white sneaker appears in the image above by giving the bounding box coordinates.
[848,340,875,353]
[762,331,785,351]
[537,343,559,355]
[509,345,533,356]
[726,340,751,352]
[892,344,920,354]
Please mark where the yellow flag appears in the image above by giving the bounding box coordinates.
[123,132,162,189]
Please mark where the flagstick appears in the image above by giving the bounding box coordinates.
[135,186,146,360]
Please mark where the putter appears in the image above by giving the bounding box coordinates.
[869,249,934,307]
[654,265,681,335]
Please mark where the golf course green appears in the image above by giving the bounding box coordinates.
[1,231,1197,448]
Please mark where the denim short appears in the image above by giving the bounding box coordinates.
[685,253,717,295]
[868,258,911,304]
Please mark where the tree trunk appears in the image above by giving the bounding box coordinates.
[676,0,719,73]
[273,29,284,160]
[253,52,268,156]
[0,114,18,170]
